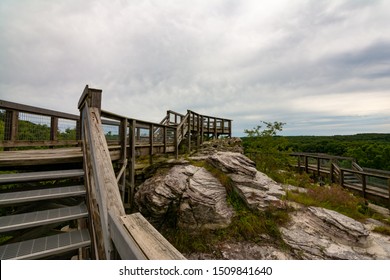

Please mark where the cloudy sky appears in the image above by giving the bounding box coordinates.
[1,0,390,136]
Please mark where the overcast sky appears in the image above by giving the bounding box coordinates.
[1,0,390,136]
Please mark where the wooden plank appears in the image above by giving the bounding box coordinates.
[120,213,186,260]
[0,140,79,148]
[0,100,79,120]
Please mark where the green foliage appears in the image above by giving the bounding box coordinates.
[286,184,371,221]
[285,134,390,171]
[373,226,390,236]
[243,121,291,176]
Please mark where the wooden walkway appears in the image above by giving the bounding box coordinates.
[290,153,390,210]
[0,85,233,260]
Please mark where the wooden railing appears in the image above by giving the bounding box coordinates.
[291,152,390,210]
[0,100,80,148]
[79,85,185,260]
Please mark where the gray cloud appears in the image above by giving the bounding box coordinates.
[1,0,390,135]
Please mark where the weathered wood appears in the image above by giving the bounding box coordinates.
[0,100,78,120]
[129,119,136,208]
[82,106,125,259]
[50,116,58,143]
[121,213,186,260]
[0,140,79,148]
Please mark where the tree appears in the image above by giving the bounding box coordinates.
[243,121,289,176]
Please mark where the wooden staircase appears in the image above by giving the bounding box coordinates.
[0,85,233,259]
[0,168,91,259]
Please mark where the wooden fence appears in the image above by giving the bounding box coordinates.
[291,152,390,210]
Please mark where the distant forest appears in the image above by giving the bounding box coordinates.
[242,132,390,171]
[286,134,390,171]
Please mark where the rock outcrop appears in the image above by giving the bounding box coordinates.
[135,164,234,230]
[205,151,286,211]
[134,139,390,260]
[281,206,390,259]
[135,151,286,229]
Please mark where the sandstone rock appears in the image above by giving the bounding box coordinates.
[281,206,374,259]
[196,137,244,155]
[135,165,234,230]
[206,152,286,211]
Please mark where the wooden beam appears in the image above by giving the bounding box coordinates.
[120,213,186,260]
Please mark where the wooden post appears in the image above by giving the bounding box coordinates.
[297,155,301,174]
[187,111,191,153]
[78,85,124,260]
[119,118,128,202]
[196,114,200,149]
[340,169,344,187]
[317,158,320,177]
[128,119,136,209]
[174,128,178,159]
[50,116,58,142]
[330,160,334,183]
[305,156,309,173]
[4,110,18,142]
[163,126,167,154]
[207,117,210,137]
[213,118,217,139]
[362,173,367,199]
[388,179,390,212]
[200,116,204,145]
[149,124,154,164]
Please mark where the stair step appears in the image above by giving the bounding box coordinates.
[0,185,86,206]
[0,204,88,233]
[0,169,84,185]
[0,229,90,260]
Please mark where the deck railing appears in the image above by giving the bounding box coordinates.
[0,100,80,149]
[291,152,390,210]
[79,85,184,260]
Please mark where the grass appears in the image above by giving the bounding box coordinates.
[285,183,373,221]
[372,226,390,236]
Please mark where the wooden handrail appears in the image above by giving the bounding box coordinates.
[79,86,186,260]
[0,99,80,148]
[291,152,390,210]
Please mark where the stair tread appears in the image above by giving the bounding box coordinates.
[0,185,86,206]
[0,169,84,184]
[0,204,88,233]
[0,229,90,260]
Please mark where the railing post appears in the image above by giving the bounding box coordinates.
[78,85,124,260]
[213,118,217,139]
[149,123,154,164]
[305,156,309,173]
[174,128,178,159]
[340,169,344,187]
[362,173,367,199]
[128,119,136,209]
[119,118,128,202]
[330,160,334,183]
[317,157,320,177]
[187,110,191,153]
[50,116,58,142]
[4,110,19,150]
[297,155,301,173]
[388,178,390,212]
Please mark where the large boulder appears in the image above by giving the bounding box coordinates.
[280,206,390,260]
[135,164,234,230]
[205,152,286,211]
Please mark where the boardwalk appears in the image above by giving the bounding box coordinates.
[290,152,390,209]
[0,85,232,260]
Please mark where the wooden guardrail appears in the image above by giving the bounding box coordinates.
[79,85,185,260]
[291,152,390,210]
[0,100,80,148]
